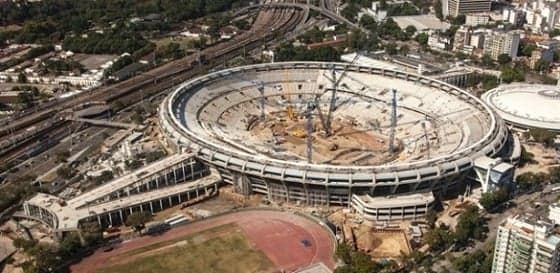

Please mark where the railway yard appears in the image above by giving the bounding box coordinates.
[0,6,309,177]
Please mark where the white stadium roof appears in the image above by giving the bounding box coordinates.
[482,83,560,131]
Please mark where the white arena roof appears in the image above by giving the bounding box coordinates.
[482,83,560,131]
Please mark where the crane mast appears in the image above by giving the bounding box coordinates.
[389,89,397,153]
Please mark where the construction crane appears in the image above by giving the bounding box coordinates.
[317,54,360,136]
[230,74,267,120]
[389,89,397,153]
[422,121,430,159]
[305,101,315,163]
[324,65,338,136]
[283,69,298,121]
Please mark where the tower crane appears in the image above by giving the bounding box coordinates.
[389,89,397,153]
[283,69,298,121]
[229,74,267,120]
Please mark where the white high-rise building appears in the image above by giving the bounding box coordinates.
[483,31,521,60]
[446,0,491,17]
[492,214,560,273]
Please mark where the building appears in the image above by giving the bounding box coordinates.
[391,15,450,32]
[521,1,560,33]
[503,8,524,26]
[470,29,486,48]
[483,31,521,60]
[446,0,491,17]
[453,26,472,52]
[472,156,514,193]
[466,14,490,26]
[492,214,560,273]
[428,33,451,51]
[549,202,560,224]
[537,39,560,50]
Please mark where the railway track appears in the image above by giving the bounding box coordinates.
[0,7,306,167]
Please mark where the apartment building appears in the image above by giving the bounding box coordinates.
[492,215,560,273]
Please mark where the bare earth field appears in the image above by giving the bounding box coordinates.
[354,226,411,259]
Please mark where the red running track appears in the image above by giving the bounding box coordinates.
[70,210,335,273]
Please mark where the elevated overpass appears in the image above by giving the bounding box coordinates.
[242,1,368,34]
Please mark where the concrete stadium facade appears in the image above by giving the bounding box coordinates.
[160,62,509,220]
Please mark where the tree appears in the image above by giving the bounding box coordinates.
[501,66,525,83]
[481,54,493,67]
[519,147,537,167]
[335,242,353,264]
[17,72,27,83]
[450,15,466,25]
[405,25,417,38]
[455,205,487,246]
[535,59,551,72]
[516,171,548,191]
[435,0,443,20]
[415,32,429,46]
[528,128,555,147]
[519,42,537,57]
[16,91,34,108]
[56,166,73,179]
[400,44,410,55]
[479,188,509,211]
[425,227,453,251]
[549,166,560,184]
[126,211,152,231]
[497,54,512,65]
[385,42,398,55]
[425,208,438,228]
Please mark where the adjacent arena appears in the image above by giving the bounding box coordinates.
[160,62,508,220]
[482,83,560,132]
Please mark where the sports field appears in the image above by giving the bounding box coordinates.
[72,210,335,273]
[97,224,273,273]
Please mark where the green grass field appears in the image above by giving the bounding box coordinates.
[96,224,273,273]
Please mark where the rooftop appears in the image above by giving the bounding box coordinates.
[482,83,560,131]
[392,15,450,31]
[356,191,434,208]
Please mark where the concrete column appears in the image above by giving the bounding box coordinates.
[173,167,177,184]
[190,162,195,180]
[149,202,154,213]
[181,162,186,181]
[97,215,102,226]
[165,172,169,185]
[140,204,143,212]
[129,207,133,214]
[108,213,113,226]
[178,194,182,203]
[187,191,190,200]
[119,210,124,223]
[168,196,173,206]
[159,199,164,210]
[146,178,150,190]
[156,176,160,188]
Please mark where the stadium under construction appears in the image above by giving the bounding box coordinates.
[160,61,514,221]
